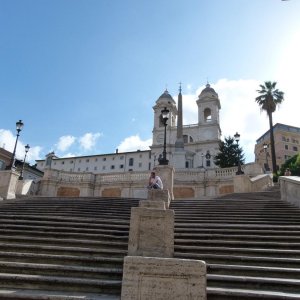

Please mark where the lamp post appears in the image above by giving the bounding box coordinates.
[234,132,244,175]
[263,143,269,172]
[19,144,30,180]
[7,120,24,170]
[201,153,204,168]
[159,107,170,165]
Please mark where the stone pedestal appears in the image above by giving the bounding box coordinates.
[173,150,186,169]
[147,189,170,208]
[121,256,207,300]
[0,170,19,200]
[153,165,174,200]
[128,207,174,258]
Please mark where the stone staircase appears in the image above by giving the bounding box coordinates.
[0,197,139,299]
[0,190,299,299]
[170,189,300,299]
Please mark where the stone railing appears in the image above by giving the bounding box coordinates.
[97,171,149,184]
[234,174,272,193]
[280,176,300,208]
[43,169,96,183]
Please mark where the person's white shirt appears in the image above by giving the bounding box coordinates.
[155,175,163,189]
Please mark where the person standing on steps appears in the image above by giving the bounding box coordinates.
[147,171,163,190]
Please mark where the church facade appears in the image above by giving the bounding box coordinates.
[36,84,222,174]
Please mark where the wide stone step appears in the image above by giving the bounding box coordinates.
[0,215,130,226]
[0,217,130,229]
[175,239,300,250]
[0,289,120,300]
[175,227,300,236]
[175,233,300,242]
[0,243,127,257]
[0,251,124,268]
[0,224,129,236]
[0,261,123,280]
[208,274,300,293]
[175,252,300,268]
[207,287,300,299]
[0,273,122,294]
[0,229,129,241]
[208,264,300,279]
[0,235,128,249]
[175,245,300,257]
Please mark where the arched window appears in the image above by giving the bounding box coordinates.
[204,108,212,122]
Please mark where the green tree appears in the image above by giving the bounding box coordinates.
[255,81,284,174]
[279,153,300,176]
[214,136,245,168]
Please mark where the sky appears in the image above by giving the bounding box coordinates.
[0,0,299,165]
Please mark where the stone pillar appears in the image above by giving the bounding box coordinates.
[173,151,186,169]
[153,165,174,200]
[147,189,170,208]
[127,206,174,258]
[0,170,19,199]
[121,256,207,300]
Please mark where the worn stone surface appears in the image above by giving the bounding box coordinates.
[139,200,165,210]
[121,256,206,300]
[147,189,170,208]
[128,207,174,258]
[57,186,80,197]
[173,187,195,199]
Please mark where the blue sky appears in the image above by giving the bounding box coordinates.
[0,0,299,164]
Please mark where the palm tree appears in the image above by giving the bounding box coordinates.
[255,81,284,174]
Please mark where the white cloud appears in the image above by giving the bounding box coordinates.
[79,132,102,151]
[0,129,42,163]
[117,135,152,152]
[56,135,76,152]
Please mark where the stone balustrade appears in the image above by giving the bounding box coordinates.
[280,176,300,208]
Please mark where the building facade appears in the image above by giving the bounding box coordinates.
[36,84,222,174]
[254,123,300,172]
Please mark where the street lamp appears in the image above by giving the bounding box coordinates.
[234,132,244,175]
[159,107,170,165]
[263,143,270,172]
[19,144,30,180]
[201,153,204,168]
[7,120,24,170]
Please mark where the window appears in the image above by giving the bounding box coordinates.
[120,164,124,169]
[94,166,97,170]
[293,146,298,151]
[285,145,288,150]
[0,160,5,170]
[103,157,106,161]
[120,156,124,160]
[139,154,142,158]
[102,166,106,170]
[189,136,194,143]
[183,135,188,143]
[86,159,89,163]
[111,165,115,169]
[70,160,73,164]
[282,136,286,141]
[78,168,81,171]
[206,160,211,167]
[204,108,212,122]
[86,167,89,171]
[95,158,98,162]
[139,162,142,168]
[61,161,65,165]
[129,158,134,166]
